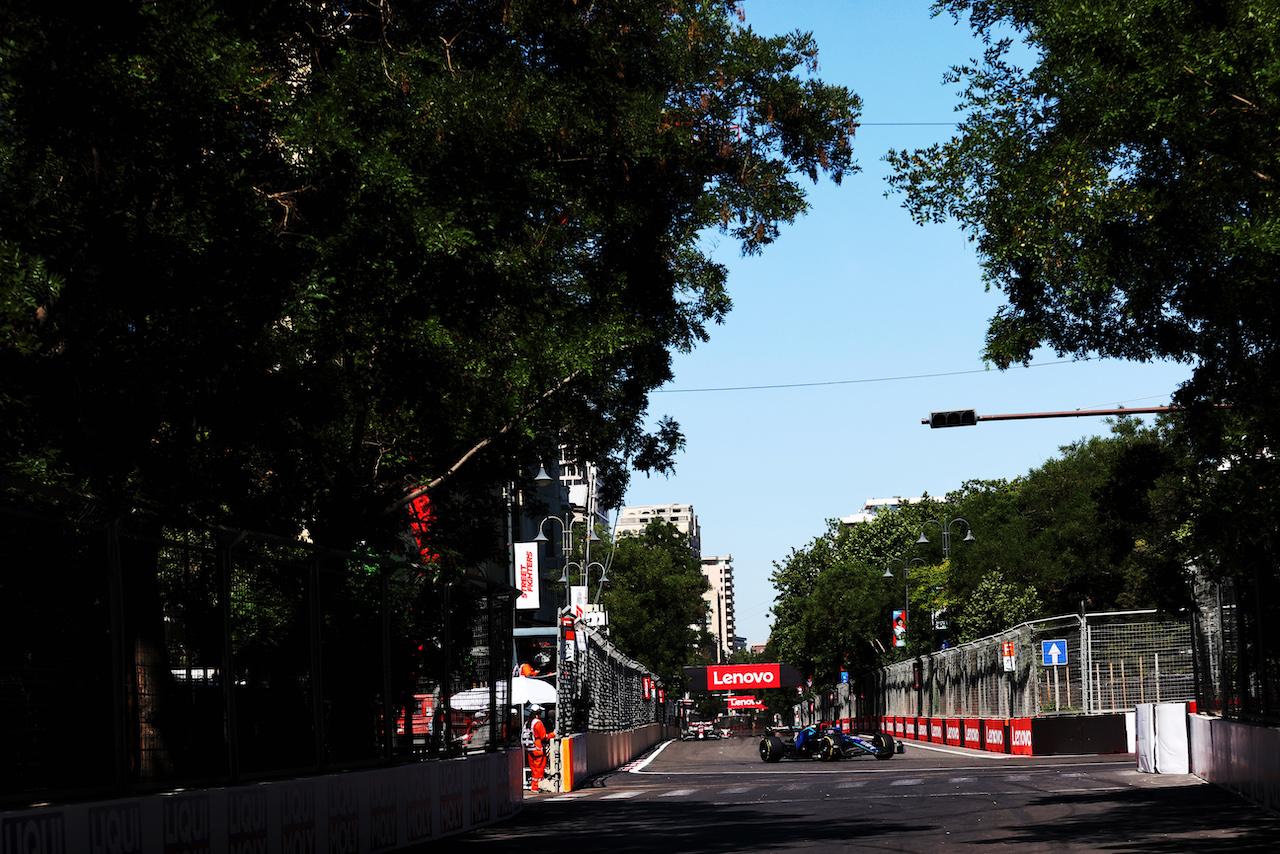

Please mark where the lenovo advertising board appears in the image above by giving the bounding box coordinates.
[683,663,804,692]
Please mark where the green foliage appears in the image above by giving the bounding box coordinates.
[769,417,1201,681]
[889,1,1280,508]
[598,520,712,688]
[0,1,861,565]
[953,568,1044,642]
[768,508,937,687]
[946,417,1197,615]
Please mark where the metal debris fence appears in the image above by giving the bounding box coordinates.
[863,610,1196,720]
[0,496,516,809]
[558,624,677,734]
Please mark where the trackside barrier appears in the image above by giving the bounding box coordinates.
[559,734,588,793]
[983,720,1008,753]
[1012,718,1033,755]
[1189,714,1280,813]
[964,719,982,751]
[0,750,524,852]
[1135,702,1189,774]
[881,713,1124,756]
[550,723,678,792]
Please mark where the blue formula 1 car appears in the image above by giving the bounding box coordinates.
[758,724,897,762]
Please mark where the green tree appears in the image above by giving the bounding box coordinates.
[887,1,1280,504]
[0,1,861,557]
[886,2,1280,710]
[768,508,939,686]
[598,520,712,688]
[767,420,1200,683]
[944,418,1196,619]
[953,569,1044,642]
[0,0,860,782]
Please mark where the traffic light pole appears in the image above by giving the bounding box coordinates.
[923,406,1178,427]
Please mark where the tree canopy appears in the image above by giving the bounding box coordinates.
[887,0,1280,463]
[768,416,1198,689]
[0,1,860,559]
[883,2,1280,651]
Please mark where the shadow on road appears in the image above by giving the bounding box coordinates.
[987,781,1280,852]
[451,798,930,853]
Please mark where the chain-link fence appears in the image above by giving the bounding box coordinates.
[1195,572,1280,723]
[557,624,676,734]
[0,496,516,809]
[867,610,1196,720]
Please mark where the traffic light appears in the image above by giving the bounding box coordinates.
[929,409,977,428]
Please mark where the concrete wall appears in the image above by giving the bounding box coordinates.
[0,750,523,853]
[553,724,679,792]
[1190,714,1280,813]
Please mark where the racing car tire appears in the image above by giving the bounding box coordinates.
[759,735,786,763]
[819,735,843,762]
[871,732,896,760]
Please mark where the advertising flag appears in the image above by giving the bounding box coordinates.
[514,542,539,610]
[892,609,907,647]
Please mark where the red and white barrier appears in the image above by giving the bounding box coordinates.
[872,713,1124,757]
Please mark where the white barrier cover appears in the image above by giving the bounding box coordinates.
[1135,703,1156,773]
[1155,702,1189,774]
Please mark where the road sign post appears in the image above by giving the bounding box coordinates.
[1041,640,1069,667]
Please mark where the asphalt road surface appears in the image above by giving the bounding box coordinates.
[443,735,1280,853]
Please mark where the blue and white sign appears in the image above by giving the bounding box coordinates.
[1041,640,1069,667]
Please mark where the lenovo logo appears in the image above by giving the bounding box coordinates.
[708,664,779,688]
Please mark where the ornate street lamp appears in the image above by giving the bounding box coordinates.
[916,517,976,561]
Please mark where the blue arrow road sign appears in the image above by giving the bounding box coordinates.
[1041,640,1068,666]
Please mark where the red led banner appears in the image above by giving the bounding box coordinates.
[682,663,804,692]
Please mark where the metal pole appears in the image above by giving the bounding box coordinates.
[220,533,244,781]
[309,558,326,770]
[382,567,393,760]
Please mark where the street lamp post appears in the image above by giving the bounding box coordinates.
[882,557,927,646]
[916,516,976,561]
[533,511,608,612]
[532,477,613,740]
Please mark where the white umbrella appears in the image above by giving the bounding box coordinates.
[448,686,495,711]
[449,676,556,711]
[511,675,557,706]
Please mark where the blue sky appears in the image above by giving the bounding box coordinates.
[619,1,1193,646]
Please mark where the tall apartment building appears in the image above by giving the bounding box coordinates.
[701,555,736,663]
[614,504,701,556]
[615,504,739,659]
